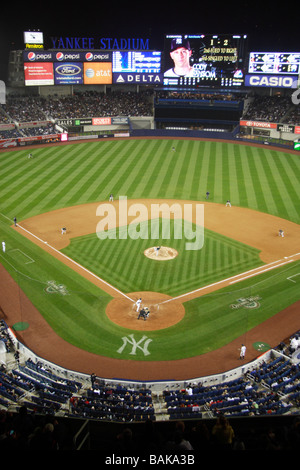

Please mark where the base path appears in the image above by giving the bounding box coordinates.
[2,198,300,381]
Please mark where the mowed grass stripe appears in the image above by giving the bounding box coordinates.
[213,142,223,202]
[266,151,300,222]
[262,150,296,221]
[19,144,93,215]
[132,139,170,198]
[57,141,116,206]
[219,142,229,203]
[237,145,258,209]
[1,145,76,218]
[230,144,242,206]
[244,147,270,214]
[144,140,179,199]
[121,139,168,198]
[182,141,201,200]
[195,141,211,200]
[254,148,279,215]
[81,140,138,202]
[93,139,152,201]
[42,142,105,209]
[2,139,299,222]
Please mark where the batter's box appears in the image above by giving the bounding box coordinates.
[287,273,300,283]
[9,248,35,265]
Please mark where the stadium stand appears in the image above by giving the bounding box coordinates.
[0,90,300,450]
[0,319,300,450]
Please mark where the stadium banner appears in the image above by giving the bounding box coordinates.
[240,120,277,129]
[23,50,112,62]
[55,117,128,126]
[83,62,112,84]
[54,62,84,85]
[113,73,162,84]
[24,62,54,86]
[240,121,300,135]
[0,139,17,149]
[245,74,298,88]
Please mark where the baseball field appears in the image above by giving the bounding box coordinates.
[0,137,299,381]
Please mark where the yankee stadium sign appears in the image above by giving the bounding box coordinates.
[50,37,150,50]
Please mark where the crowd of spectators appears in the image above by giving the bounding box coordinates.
[0,90,299,141]
[242,95,294,123]
[0,321,300,450]
[0,90,153,124]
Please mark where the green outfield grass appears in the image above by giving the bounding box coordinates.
[0,139,299,362]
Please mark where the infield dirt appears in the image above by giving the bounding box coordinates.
[13,199,300,334]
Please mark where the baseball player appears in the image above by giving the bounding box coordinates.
[136,298,142,312]
[240,344,246,360]
[278,229,284,237]
[225,200,231,207]
[109,194,114,202]
[155,246,161,256]
[2,241,6,253]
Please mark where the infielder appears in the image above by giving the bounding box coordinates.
[225,200,231,207]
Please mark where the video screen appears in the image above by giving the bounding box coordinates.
[112,51,161,73]
[163,34,247,88]
[248,52,300,75]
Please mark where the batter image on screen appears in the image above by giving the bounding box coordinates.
[164,38,197,78]
[163,34,247,88]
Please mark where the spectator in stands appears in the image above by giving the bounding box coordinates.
[211,415,235,449]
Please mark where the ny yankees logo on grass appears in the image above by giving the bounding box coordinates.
[117,334,152,356]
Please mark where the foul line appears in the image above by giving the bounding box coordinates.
[2,213,299,307]
[157,255,299,305]
[11,221,135,303]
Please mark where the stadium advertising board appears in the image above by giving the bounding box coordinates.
[246,52,300,88]
[112,50,162,84]
[163,34,247,88]
[54,62,83,85]
[23,49,162,86]
[24,62,54,86]
[83,62,112,84]
[23,51,112,62]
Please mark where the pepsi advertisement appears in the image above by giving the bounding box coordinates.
[23,50,112,62]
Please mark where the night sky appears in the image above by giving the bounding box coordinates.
[0,1,298,81]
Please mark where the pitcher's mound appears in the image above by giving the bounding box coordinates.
[106,291,185,331]
[144,246,178,261]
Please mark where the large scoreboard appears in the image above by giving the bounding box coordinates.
[162,34,248,88]
[23,50,162,86]
[245,52,300,88]
[248,52,300,75]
